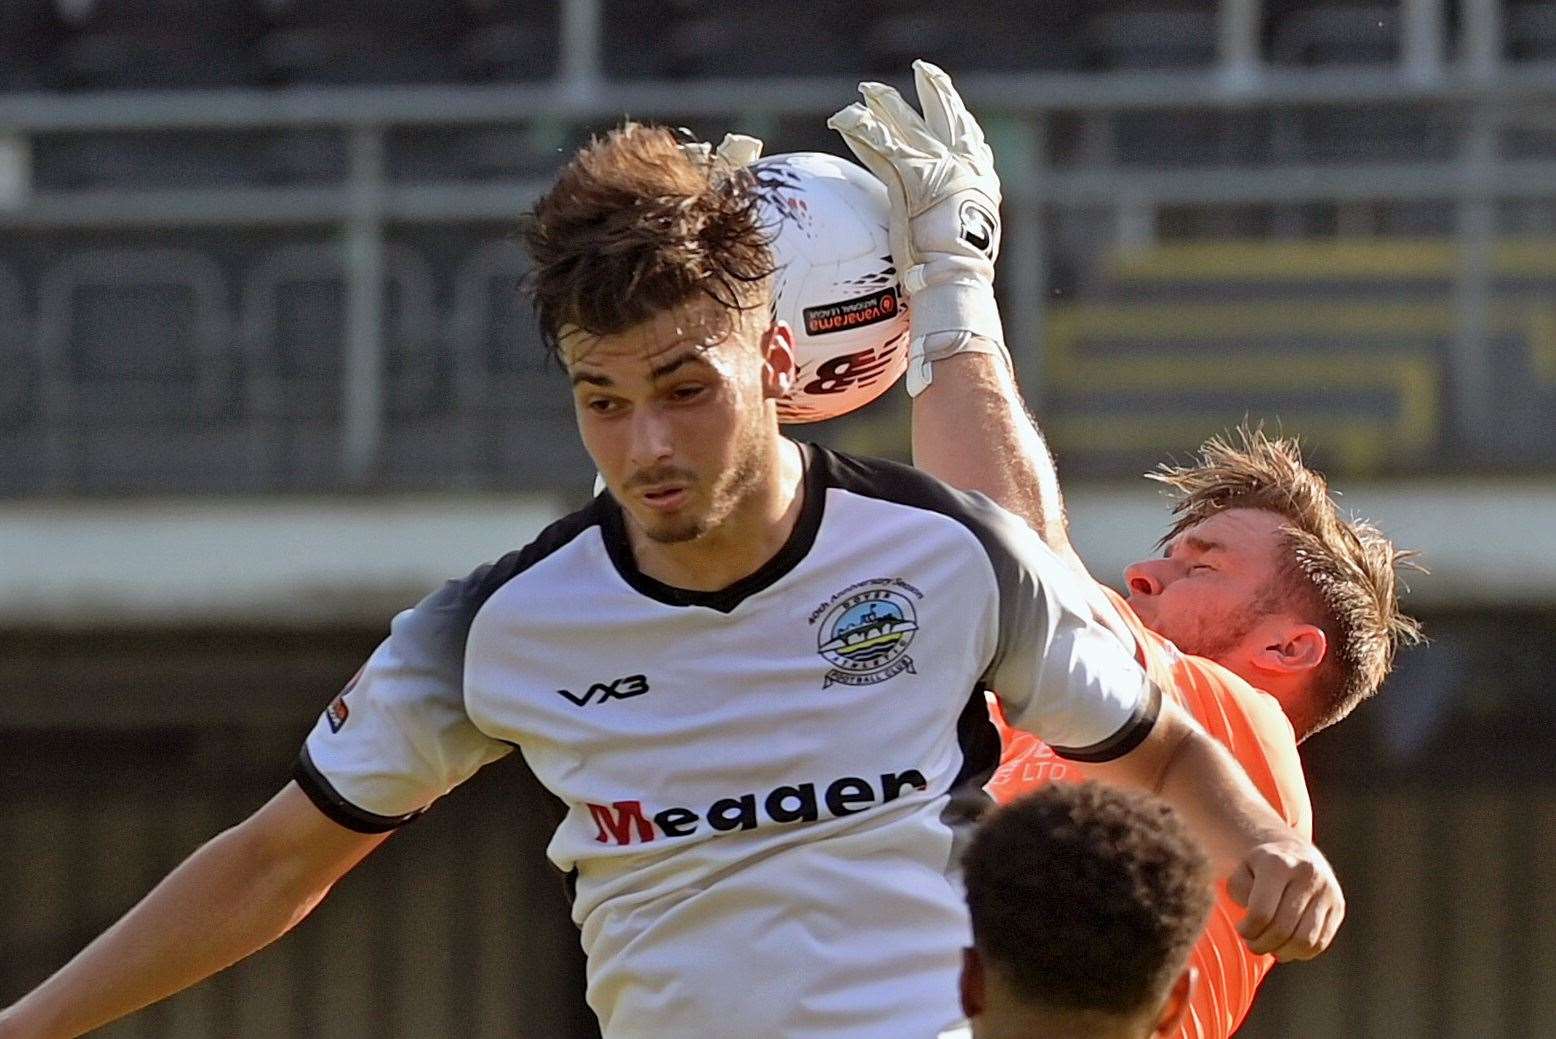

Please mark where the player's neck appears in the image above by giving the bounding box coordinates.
[629,437,805,593]
[1220,658,1319,739]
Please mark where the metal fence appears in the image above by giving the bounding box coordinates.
[1,1,1554,494]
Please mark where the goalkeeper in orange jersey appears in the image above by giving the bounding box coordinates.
[832,63,1421,1038]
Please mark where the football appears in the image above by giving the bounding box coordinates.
[755,152,910,424]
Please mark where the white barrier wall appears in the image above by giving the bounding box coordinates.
[0,495,570,626]
[1,481,1551,626]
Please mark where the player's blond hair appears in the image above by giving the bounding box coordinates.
[518,123,776,359]
[1150,427,1424,737]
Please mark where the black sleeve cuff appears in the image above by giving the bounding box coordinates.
[293,745,423,834]
[1049,679,1164,764]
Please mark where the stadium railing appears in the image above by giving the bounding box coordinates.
[0,0,1553,493]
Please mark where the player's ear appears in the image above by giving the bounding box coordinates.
[1149,966,1196,1037]
[1252,622,1327,677]
[760,320,797,400]
[959,946,985,1020]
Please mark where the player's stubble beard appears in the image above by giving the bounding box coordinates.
[1152,610,1254,667]
[637,398,770,545]
[1153,587,1276,668]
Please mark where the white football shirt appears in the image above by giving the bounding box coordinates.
[297,443,1159,1039]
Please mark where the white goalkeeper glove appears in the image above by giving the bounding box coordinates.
[828,60,1008,396]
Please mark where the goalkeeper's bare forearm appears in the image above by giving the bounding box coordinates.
[911,349,1132,641]
[829,64,1092,585]
[911,348,1083,572]
[836,60,1346,964]
[0,783,385,1039]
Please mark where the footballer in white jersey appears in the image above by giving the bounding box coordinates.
[0,116,1338,1039]
[299,442,1159,1037]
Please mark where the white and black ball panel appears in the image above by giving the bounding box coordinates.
[755,152,910,424]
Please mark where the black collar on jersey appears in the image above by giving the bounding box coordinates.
[598,441,825,613]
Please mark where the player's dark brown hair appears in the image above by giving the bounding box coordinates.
[963,782,1213,1016]
[518,123,777,359]
[1150,426,1424,736]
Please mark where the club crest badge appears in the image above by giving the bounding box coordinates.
[809,578,924,688]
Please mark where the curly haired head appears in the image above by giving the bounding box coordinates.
[517,123,777,359]
[963,782,1213,1017]
[1149,425,1424,735]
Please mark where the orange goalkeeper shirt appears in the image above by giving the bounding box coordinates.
[987,587,1312,1039]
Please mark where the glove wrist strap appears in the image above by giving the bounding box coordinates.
[904,271,1008,397]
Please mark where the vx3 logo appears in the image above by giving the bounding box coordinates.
[556,673,651,707]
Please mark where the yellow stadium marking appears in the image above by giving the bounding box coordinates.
[1045,413,1400,475]
[1043,280,1556,469]
[1046,301,1452,344]
[1092,237,1556,406]
[1044,303,1444,457]
[1023,238,1556,473]
[1048,300,1555,385]
[1109,237,1556,281]
[1529,304,1556,384]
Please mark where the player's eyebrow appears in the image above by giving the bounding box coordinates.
[648,350,712,381]
[569,349,712,388]
[1164,535,1225,558]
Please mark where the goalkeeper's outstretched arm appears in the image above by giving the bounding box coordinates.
[910,349,1088,578]
[0,782,387,1039]
[833,61,1346,965]
[831,60,1116,620]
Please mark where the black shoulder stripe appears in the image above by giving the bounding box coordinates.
[294,744,423,834]
[807,443,990,520]
[297,500,608,836]
[469,495,612,609]
[807,444,1027,580]
[941,682,1002,827]
[1049,680,1164,764]
[808,443,1047,682]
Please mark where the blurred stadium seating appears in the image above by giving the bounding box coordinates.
[1043,235,1556,473]
[0,0,1551,493]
